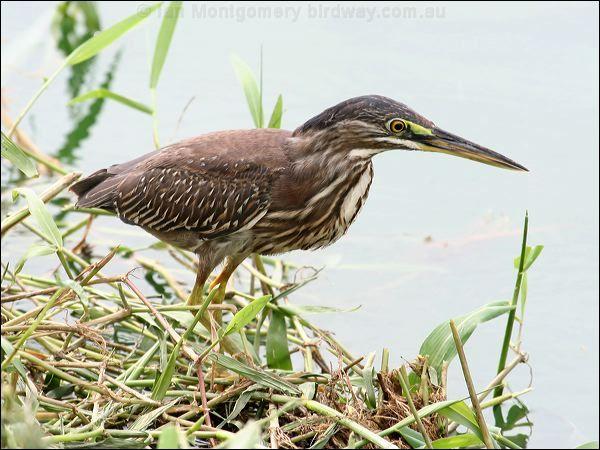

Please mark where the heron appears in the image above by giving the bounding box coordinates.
[71,95,527,352]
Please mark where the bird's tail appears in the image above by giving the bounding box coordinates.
[70,169,120,211]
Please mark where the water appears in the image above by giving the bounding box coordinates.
[1,2,598,447]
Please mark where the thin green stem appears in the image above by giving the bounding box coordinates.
[494,212,528,424]
[8,61,68,138]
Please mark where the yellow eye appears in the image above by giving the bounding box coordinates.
[388,119,406,133]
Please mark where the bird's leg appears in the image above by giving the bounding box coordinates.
[187,255,243,356]
[188,262,211,306]
[208,255,245,328]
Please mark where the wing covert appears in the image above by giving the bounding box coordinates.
[115,164,275,239]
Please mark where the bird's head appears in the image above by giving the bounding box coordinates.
[293,95,527,171]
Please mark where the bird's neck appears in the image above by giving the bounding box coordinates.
[287,130,373,182]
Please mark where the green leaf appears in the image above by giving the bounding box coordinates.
[519,273,528,320]
[220,422,264,449]
[279,304,360,316]
[514,245,544,272]
[438,401,483,440]
[15,243,58,276]
[150,1,182,89]
[576,442,600,449]
[231,54,262,128]
[68,89,153,114]
[1,132,38,177]
[432,433,483,448]
[68,2,163,66]
[267,94,283,129]
[224,295,271,337]
[12,188,63,248]
[524,245,543,271]
[419,300,514,376]
[157,424,187,449]
[266,309,292,370]
[151,339,182,400]
[362,353,377,410]
[131,398,178,431]
[224,384,264,423]
[397,426,426,448]
[506,404,529,427]
[309,424,338,449]
[0,337,29,383]
[206,354,301,395]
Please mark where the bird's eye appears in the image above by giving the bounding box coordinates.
[388,119,406,133]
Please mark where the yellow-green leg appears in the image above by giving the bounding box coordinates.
[187,256,243,355]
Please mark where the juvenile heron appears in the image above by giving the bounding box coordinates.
[72,95,526,324]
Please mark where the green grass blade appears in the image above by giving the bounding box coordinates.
[151,339,181,401]
[231,54,262,128]
[68,2,163,66]
[1,132,38,177]
[12,188,63,248]
[494,212,530,424]
[8,3,162,137]
[362,353,377,410]
[131,399,178,431]
[224,294,271,337]
[267,94,283,129]
[420,300,514,376]
[576,442,600,449]
[432,433,483,449]
[150,1,182,89]
[207,354,301,395]
[523,245,544,272]
[438,401,483,441]
[266,309,293,370]
[68,88,153,114]
[220,422,264,449]
[157,424,185,448]
[15,243,57,276]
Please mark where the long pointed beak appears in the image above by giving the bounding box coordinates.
[420,128,528,171]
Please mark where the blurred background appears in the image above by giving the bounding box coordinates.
[1,2,598,447]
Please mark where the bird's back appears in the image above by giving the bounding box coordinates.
[71,129,293,211]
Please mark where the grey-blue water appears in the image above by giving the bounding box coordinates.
[2,2,598,447]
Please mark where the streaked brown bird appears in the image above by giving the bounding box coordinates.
[71,95,526,317]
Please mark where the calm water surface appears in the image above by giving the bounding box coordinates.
[1,2,598,447]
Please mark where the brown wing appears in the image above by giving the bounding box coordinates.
[71,129,292,239]
[115,163,278,239]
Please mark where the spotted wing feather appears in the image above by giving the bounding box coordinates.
[116,164,275,239]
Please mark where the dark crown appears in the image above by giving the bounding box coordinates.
[293,95,434,136]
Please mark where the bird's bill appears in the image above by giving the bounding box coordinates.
[419,128,528,171]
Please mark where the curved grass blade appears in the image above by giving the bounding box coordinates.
[438,400,484,441]
[68,88,153,114]
[266,309,292,370]
[150,1,182,89]
[1,132,38,177]
[224,295,271,337]
[207,354,300,395]
[57,51,121,164]
[420,300,514,377]
[12,188,63,248]
[68,2,163,66]
[14,242,57,276]
[157,424,186,449]
[267,94,283,129]
[231,54,262,128]
[432,433,483,449]
[8,2,162,136]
